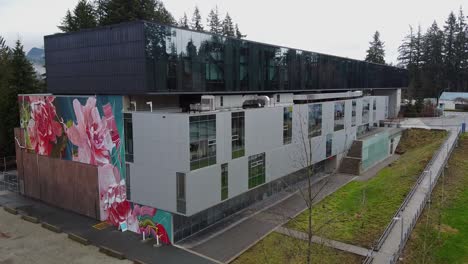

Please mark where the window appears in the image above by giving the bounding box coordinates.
[334,102,345,131]
[308,104,322,138]
[221,163,228,200]
[326,134,333,157]
[232,112,245,159]
[124,113,134,162]
[283,106,293,144]
[351,100,357,127]
[176,172,186,214]
[362,99,370,124]
[248,153,266,189]
[125,163,131,200]
[220,96,223,107]
[205,44,224,81]
[190,115,216,170]
[373,98,377,121]
[277,94,280,103]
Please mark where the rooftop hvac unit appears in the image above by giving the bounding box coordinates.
[190,95,216,112]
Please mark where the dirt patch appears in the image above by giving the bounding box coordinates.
[0,231,10,239]
[438,224,459,234]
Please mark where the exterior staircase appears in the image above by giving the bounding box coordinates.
[339,140,362,175]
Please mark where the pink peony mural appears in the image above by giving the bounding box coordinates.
[26,96,62,156]
[66,97,114,166]
[19,95,173,244]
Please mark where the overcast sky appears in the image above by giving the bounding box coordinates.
[0,0,466,63]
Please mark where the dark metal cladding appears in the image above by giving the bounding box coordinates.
[44,21,408,95]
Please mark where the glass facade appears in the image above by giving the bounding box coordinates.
[326,134,333,157]
[351,100,357,127]
[334,102,345,131]
[308,104,322,138]
[143,22,408,93]
[362,99,370,124]
[231,112,245,159]
[221,163,228,201]
[248,153,266,189]
[124,113,134,162]
[176,172,186,214]
[190,115,216,170]
[283,106,293,144]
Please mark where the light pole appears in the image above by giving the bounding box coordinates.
[394,215,404,247]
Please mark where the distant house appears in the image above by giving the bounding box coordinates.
[439,92,468,111]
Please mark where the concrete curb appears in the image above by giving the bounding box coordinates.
[68,233,91,245]
[133,259,148,264]
[21,215,39,224]
[3,206,18,215]
[41,222,62,233]
[99,246,126,260]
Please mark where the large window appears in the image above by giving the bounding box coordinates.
[362,99,370,124]
[334,102,345,131]
[221,163,228,200]
[326,134,333,157]
[308,104,322,138]
[351,100,357,127]
[125,163,131,200]
[124,113,134,162]
[176,172,186,214]
[373,98,377,121]
[248,153,266,189]
[283,106,293,144]
[232,112,245,159]
[190,115,216,170]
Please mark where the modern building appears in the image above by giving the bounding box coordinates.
[438,92,468,111]
[15,21,408,244]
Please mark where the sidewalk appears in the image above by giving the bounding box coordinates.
[275,226,373,257]
[0,191,214,264]
[185,173,355,263]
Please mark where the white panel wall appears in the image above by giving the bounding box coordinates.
[129,95,390,216]
[129,112,189,214]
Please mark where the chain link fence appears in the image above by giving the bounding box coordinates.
[0,156,19,192]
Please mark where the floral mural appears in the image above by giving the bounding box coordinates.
[18,95,172,243]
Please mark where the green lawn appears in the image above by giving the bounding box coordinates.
[402,134,468,264]
[231,232,363,264]
[287,129,447,248]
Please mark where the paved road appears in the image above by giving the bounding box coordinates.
[0,192,215,264]
[372,116,464,263]
[187,173,355,263]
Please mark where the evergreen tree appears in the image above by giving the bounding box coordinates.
[190,6,203,31]
[179,13,189,28]
[422,21,444,97]
[58,10,77,32]
[398,26,415,68]
[73,0,98,30]
[0,40,42,157]
[96,0,175,26]
[443,12,457,90]
[454,8,468,89]
[0,36,11,157]
[222,13,235,37]
[58,1,97,32]
[207,6,222,35]
[235,23,245,39]
[365,31,386,64]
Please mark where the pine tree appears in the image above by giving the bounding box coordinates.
[443,12,457,90]
[207,6,222,35]
[58,10,77,32]
[365,31,386,64]
[95,0,175,26]
[235,23,245,39]
[454,8,468,90]
[222,13,235,37]
[179,13,189,28]
[398,26,415,68]
[422,21,444,97]
[1,40,42,156]
[0,36,11,157]
[190,6,203,31]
